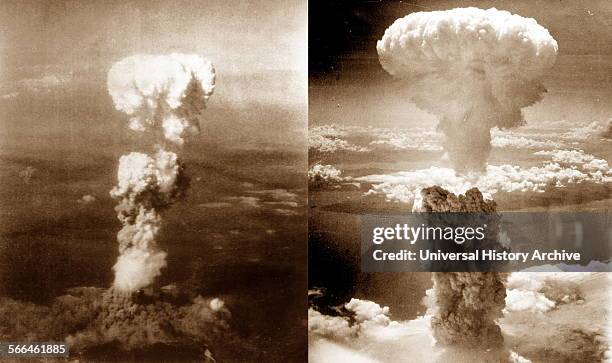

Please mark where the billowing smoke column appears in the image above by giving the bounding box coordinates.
[107,54,215,292]
[107,53,215,145]
[0,54,228,359]
[0,286,232,359]
[377,7,558,171]
[416,187,506,348]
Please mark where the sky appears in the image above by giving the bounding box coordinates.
[309,0,612,127]
[0,0,308,157]
[0,0,307,106]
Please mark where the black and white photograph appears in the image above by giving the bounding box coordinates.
[308,1,611,362]
[0,1,307,361]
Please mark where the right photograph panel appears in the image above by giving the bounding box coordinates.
[308,1,611,362]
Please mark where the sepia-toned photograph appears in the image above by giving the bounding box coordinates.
[1,0,611,362]
[0,1,307,361]
[308,1,611,362]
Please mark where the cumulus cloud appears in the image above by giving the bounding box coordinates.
[310,272,602,362]
[309,309,359,342]
[310,125,445,153]
[377,7,557,171]
[309,298,431,348]
[368,128,443,151]
[491,129,561,149]
[310,124,351,138]
[518,119,610,144]
[510,351,533,363]
[561,121,607,141]
[504,272,592,315]
[309,164,346,186]
[502,273,608,363]
[309,297,527,363]
[309,133,370,153]
[309,125,374,153]
[309,120,609,155]
[360,149,610,203]
[534,149,610,174]
[505,289,556,313]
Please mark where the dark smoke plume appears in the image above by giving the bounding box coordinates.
[416,186,506,348]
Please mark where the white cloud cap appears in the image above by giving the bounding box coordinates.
[377,8,558,170]
[107,53,215,144]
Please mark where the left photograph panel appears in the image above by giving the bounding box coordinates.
[0,1,307,362]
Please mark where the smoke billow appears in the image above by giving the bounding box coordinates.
[107,53,215,144]
[429,273,506,348]
[107,53,215,293]
[0,287,233,360]
[377,7,558,171]
[308,164,345,187]
[65,289,230,353]
[416,187,506,348]
[110,150,187,292]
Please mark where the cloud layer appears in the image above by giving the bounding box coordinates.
[358,149,610,203]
